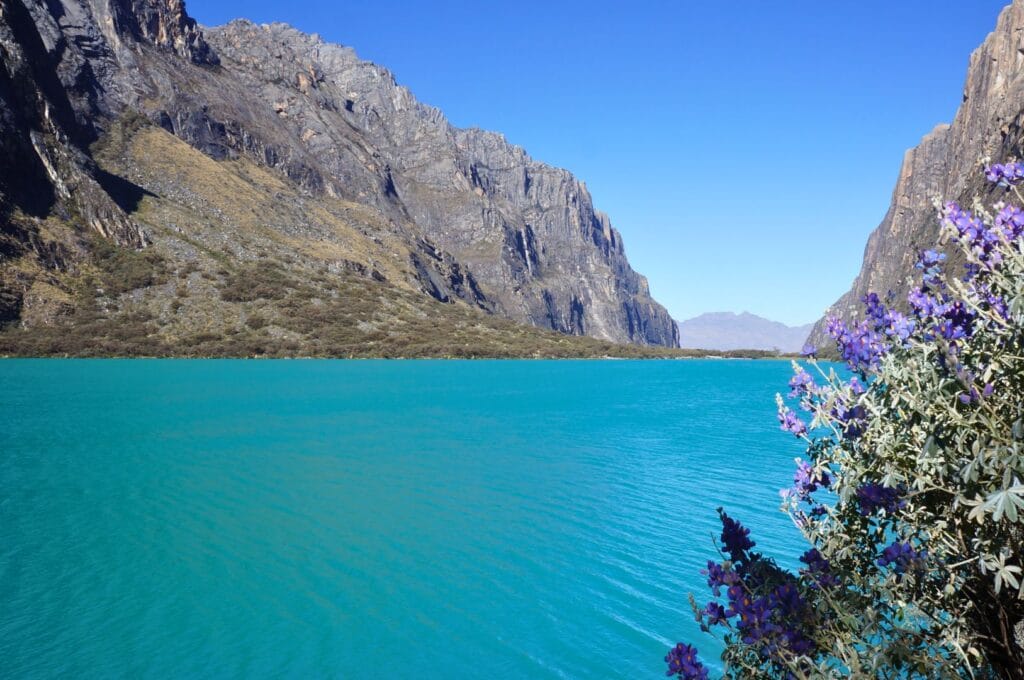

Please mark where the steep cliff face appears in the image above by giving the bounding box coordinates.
[186,20,677,346]
[0,0,146,247]
[0,0,678,348]
[808,0,1024,348]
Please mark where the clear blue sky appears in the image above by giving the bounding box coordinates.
[190,0,1009,326]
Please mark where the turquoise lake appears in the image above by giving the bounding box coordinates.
[1,359,809,678]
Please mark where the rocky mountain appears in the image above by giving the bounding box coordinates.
[808,0,1024,348]
[677,312,813,353]
[0,0,678,356]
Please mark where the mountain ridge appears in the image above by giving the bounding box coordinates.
[0,0,679,354]
[677,312,813,353]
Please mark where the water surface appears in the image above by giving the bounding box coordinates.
[1,359,807,678]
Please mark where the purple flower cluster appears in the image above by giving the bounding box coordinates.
[792,460,830,498]
[907,287,944,317]
[831,400,868,440]
[959,380,994,405]
[678,511,818,672]
[944,201,1022,275]
[721,510,756,561]
[915,250,946,288]
[864,293,915,344]
[856,483,906,516]
[665,643,709,679]
[778,407,807,437]
[703,559,740,597]
[799,549,839,589]
[994,203,1024,241]
[985,161,1024,187]
[827,317,889,373]
[910,296,973,344]
[716,573,816,659]
[788,366,816,399]
[702,601,728,626]
[932,301,975,342]
[878,541,927,575]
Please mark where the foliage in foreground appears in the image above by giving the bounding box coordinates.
[668,164,1024,678]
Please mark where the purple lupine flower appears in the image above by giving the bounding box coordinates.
[801,342,817,358]
[917,249,946,268]
[944,202,986,242]
[719,577,817,657]
[878,541,927,575]
[702,560,738,596]
[932,300,976,343]
[935,319,966,341]
[792,460,830,497]
[985,161,1024,187]
[703,601,728,626]
[830,318,889,372]
[956,367,990,403]
[988,293,1010,320]
[884,310,915,343]
[944,201,1014,271]
[783,629,816,656]
[856,483,906,515]
[848,376,866,395]
[719,510,755,562]
[768,582,805,619]
[800,548,839,588]
[778,407,807,437]
[788,366,815,399]
[917,249,947,289]
[731,594,776,645]
[995,203,1024,240]
[825,315,847,339]
[665,643,709,680]
[863,292,887,327]
[908,287,947,318]
[832,401,868,440]
[861,292,916,344]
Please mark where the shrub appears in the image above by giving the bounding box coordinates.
[668,165,1024,678]
[219,262,293,302]
[90,236,166,294]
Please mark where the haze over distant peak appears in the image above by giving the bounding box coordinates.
[676,312,813,353]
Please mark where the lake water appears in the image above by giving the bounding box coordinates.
[0,359,808,678]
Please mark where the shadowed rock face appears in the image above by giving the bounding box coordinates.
[808,0,1024,349]
[0,0,147,247]
[1,0,678,346]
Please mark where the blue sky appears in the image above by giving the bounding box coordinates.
[190,1,1009,326]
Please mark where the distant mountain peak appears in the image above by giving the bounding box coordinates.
[676,312,812,352]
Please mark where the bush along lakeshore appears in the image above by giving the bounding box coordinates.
[667,164,1024,679]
